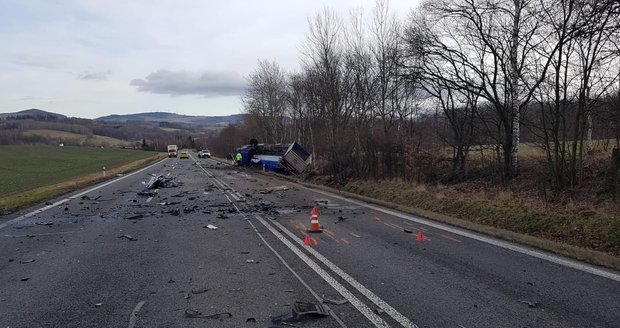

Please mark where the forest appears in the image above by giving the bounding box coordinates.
[210,0,620,197]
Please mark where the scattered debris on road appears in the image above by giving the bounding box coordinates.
[191,287,208,294]
[124,214,144,221]
[184,309,232,319]
[520,300,541,308]
[20,259,35,264]
[118,234,137,241]
[204,224,218,230]
[322,297,348,305]
[258,185,289,194]
[292,302,330,317]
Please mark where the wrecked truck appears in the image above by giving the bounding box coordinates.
[234,141,312,174]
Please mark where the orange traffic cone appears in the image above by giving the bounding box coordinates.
[304,234,312,246]
[416,231,424,242]
[308,206,322,233]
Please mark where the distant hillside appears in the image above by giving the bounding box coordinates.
[96,112,245,126]
[21,129,128,147]
[0,109,67,120]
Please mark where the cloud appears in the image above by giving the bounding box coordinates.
[10,54,65,69]
[130,69,247,97]
[78,70,111,81]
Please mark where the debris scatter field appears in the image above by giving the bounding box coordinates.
[1,152,619,327]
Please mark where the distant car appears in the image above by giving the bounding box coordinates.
[179,151,190,159]
[198,150,211,158]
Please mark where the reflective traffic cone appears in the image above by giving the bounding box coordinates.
[416,231,424,242]
[304,234,312,246]
[308,206,322,233]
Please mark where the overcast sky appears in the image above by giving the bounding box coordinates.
[0,0,419,119]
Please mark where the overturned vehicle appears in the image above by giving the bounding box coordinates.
[233,139,312,174]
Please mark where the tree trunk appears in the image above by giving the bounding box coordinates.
[508,0,522,177]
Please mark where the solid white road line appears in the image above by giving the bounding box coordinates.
[272,220,418,328]
[224,198,348,328]
[0,158,167,231]
[198,158,416,327]
[255,215,391,328]
[246,218,348,328]
[302,186,620,282]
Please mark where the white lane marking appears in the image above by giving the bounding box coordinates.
[196,158,412,327]
[246,218,347,328]
[256,215,390,328]
[146,197,153,203]
[0,158,167,231]
[225,199,347,327]
[272,220,418,328]
[227,190,240,201]
[302,186,620,282]
[127,300,145,328]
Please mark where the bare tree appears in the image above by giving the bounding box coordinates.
[242,60,289,144]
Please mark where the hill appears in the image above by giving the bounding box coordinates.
[0,109,67,120]
[21,129,128,147]
[96,112,245,126]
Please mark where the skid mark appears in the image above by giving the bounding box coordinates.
[322,228,341,244]
[439,233,461,243]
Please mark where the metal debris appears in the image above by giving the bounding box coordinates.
[118,234,137,241]
[292,302,330,317]
[191,287,209,294]
[322,297,348,305]
[184,309,232,319]
[520,300,541,308]
[124,214,144,221]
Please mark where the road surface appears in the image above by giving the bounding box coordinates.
[1,152,619,327]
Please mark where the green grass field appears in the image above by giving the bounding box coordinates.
[0,145,157,197]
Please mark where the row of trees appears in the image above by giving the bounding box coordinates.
[238,0,620,190]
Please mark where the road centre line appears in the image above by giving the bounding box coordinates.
[0,157,167,231]
[255,215,390,328]
[197,157,418,327]
[301,186,620,282]
[195,157,389,327]
[272,220,418,328]
[223,199,347,328]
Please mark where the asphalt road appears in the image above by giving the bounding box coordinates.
[1,151,619,328]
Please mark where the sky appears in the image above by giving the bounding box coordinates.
[0,0,419,119]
